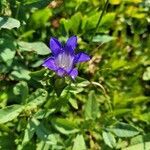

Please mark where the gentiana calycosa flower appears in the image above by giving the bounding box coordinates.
[42,36,90,79]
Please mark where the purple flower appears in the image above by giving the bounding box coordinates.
[42,36,90,79]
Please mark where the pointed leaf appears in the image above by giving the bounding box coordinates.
[107,122,140,137]
[0,17,20,29]
[84,91,100,120]
[51,118,79,135]
[102,131,116,148]
[0,105,23,124]
[26,89,48,107]
[13,81,29,103]
[73,134,86,150]
[18,41,50,55]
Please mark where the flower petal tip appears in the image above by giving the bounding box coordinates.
[66,36,77,51]
[69,68,78,79]
[49,37,62,55]
[74,52,91,63]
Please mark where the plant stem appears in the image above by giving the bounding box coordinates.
[90,0,109,41]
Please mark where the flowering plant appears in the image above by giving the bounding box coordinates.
[43,36,90,79]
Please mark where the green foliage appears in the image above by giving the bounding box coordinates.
[102,131,116,148]
[84,91,100,120]
[106,122,140,137]
[51,118,79,135]
[0,105,23,124]
[72,134,86,150]
[0,0,149,149]
[143,67,150,81]
[0,17,20,29]
[18,41,50,55]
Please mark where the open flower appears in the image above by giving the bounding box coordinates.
[42,36,90,79]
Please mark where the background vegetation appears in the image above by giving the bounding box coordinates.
[0,0,150,149]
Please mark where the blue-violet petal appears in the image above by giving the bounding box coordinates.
[49,37,62,55]
[74,52,90,63]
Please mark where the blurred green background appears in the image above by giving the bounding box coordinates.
[0,0,150,149]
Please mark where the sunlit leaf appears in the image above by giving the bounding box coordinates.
[110,0,121,5]
[13,81,29,103]
[0,17,20,29]
[0,105,24,124]
[22,118,36,146]
[123,134,150,150]
[69,98,78,109]
[51,118,79,135]
[18,41,50,55]
[23,0,52,8]
[102,131,116,148]
[92,35,116,43]
[107,122,140,137]
[31,118,57,145]
[0,38,16,66]
[10,69,31,81]
[84,91,100,120]
[26,88,48,107]
[143,67,150,81]
[72,134,86,150]
[29,8,52,29]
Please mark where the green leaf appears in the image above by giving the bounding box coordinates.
[86,12,99,30]
[13,81,29,103]
[0,48,16,65]
[131,134,150,145]
[110,0,121,5]
[111,59,127,70]
[60,18,71,35]
[107,122,140,137]
[36,141,51,150]
[0,91,8,108]
[84,91,100,120]
[54,77,67,97]
[72,134,86,150]
[0,105,23,124]
[10,69,31,81]
[70,12,82,34]
[123,134,150,150]
[60,12,82,34]
[18,41,50,55]
[99,12,116,27]
[0,17,20,29]
[31,118,57,145]
[30,69,47,81]
[69,98,78,109]
[102,131,116,148]
[26,88,48,107]
[29,8,52,29]
[138,112,150,123]
[143,67,150,81]
[110,109,131,117]
[61,77,90,96]
[62,85,84,95]
[74,77,90,87]
[0,38,16,66]
[0,134,16,149]
[123,142,150,150]
[22,118,36,146]
[85,12,116,32]
[51,118,79,135]
[92,35,116,43]
[23,0,52,8]
[34,109,56,119]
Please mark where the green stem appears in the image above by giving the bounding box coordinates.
[90,0,109,41]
